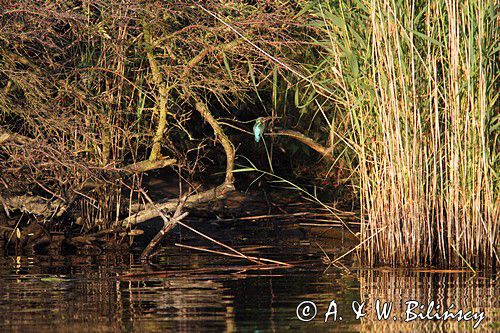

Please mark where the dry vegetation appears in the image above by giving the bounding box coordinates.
[292,0,499,268]
[0,0,306,227]
[0,0,498,268]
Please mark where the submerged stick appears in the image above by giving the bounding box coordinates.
[140,190,188,260]
[137,188,288,266]
[138,187,257,265]
[118,263,289,279]
[174,219,264,265]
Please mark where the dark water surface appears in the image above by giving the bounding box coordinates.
[0,220,498,332]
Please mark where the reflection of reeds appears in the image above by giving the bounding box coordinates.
[358,270,499,332]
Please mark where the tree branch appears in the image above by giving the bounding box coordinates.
[0,127,32,145]
[122,183,233,226]
[267,129,333,160]
[122,158,176,174]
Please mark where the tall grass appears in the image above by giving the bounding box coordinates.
[302,0,498,267]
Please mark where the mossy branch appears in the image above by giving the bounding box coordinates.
[267,129,333,160]
[143,22,170,162]
[192,96,235,187]
[122,158,176,173]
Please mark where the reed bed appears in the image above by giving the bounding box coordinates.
[298,0,498,267]
[359,0,498,267]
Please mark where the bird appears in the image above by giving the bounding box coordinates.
[253,117,267,143]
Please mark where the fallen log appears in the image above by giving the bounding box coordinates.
[121,182,234,226]
[1,158,176,219]
[2,194,67,218]
[68,228,144,245]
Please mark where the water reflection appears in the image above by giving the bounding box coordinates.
[358,269,499,332]
[0,238,498,332]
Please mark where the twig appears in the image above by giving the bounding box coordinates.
[175,243,292,267]
[140,190,188,260]
[174,219,264,265]
[330,226,388,265]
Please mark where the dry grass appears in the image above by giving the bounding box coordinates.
[0,0,497,267]
[0,1,306,228]
[300,0,498,267]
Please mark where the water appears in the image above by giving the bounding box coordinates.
[0,220,498,332]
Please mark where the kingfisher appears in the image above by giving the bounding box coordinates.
[253,117,267,143]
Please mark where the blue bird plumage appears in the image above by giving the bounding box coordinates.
[253,117,266,143]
